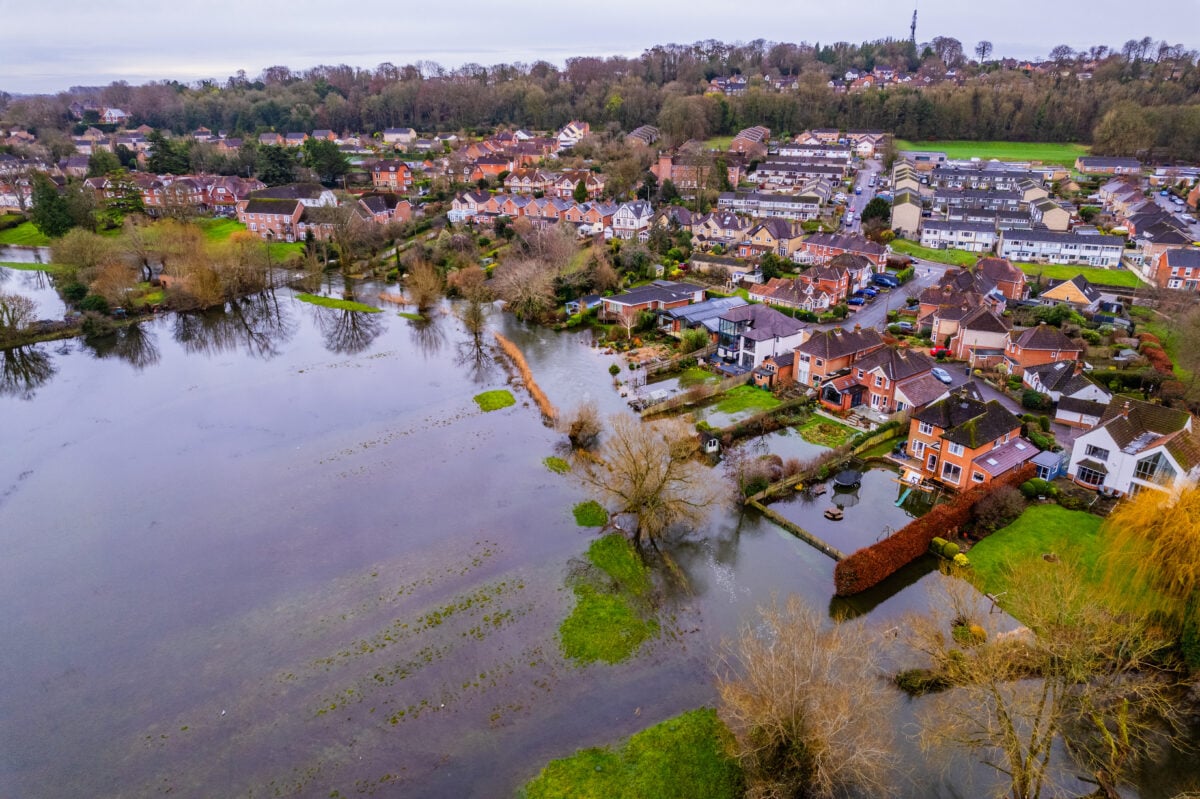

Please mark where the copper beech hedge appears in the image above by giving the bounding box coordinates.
[833,464,1037,596]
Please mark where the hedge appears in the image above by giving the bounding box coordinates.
[834,464,1036,596]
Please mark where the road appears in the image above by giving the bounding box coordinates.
[1149,191,1200,241]
[840,157,883,234]
[813,257,951,332]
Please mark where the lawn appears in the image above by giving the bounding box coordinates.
[294,293,382,313]
[796,416,855,448]
[714,385,782,415]
[677,366,721,388]
[967,505,1103,595]
[521,708,743,799]
[889,239,979,267]
[196,217,305,261]
[894,140,1090,167]
[558,534,658,665]
[0,261,65,274]
[1017,262,1143,289]
[573,500,609,527]
[703,135,735,151]
[474,389,516,412]
[0,221,52,247]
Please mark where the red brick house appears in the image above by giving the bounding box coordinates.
[1003,324,1084,372]
[819,346,941,415]
[371,160,413,192]
[1152,248,1200,292]
[599,281,705,322]
[906,384,1036,490]
[975,257,1028,300]
[357,193,413,224]
[237,197,304,241]
[792,326,884,388]
[795,233,887,269]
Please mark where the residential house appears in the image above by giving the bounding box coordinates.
[258,132,284,147]
[693,210,749,250]
[101,108,129,125]
[820,346,940,415]
[717,188,828,221]
[1068,397,1200,495]
[794,233,887,269]
[891,190,922,238]
[748,277,834,313]
[311,129,337,141]
[691,254,758,282]
[947,306,1013,367]
[736,219,803,259]
[1016,178,1050,204]
[792,326,884,388]
[1075,156,1142,176]
[599,280,705,322]
[1037,274,1102,312]
[661,296,748,337]
[716,304,808,370]
[920,220,998,253]
[503,168,555,195]
[778,142,853,162]
[1029,197,1071,231]
[906,384,1036,489]
[550,170,604,200]
[247,183,337,208]
[976,257,1028,300]
[1021,361,1112,428]
[753,352,796,389]
[612,201,655,239]
[1152,247,1200,292]
[556,120,590,151]
[284,132,308,147]
[356,193,413,225]
[651,151,746,193]
[236,198,304,241]
[370,160,413,192]
[892,163,921,194]
[934,189,1023,213]
[626,125,660,147]
[999,229,1125,268]
[730,125,770,158]
[1003,323,1084,372]
[383,127,417,146]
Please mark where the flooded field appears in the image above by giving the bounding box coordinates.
[0,277,1196,798]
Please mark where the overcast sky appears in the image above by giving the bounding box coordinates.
[2,0,1197,94]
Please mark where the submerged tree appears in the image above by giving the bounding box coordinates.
[577,414,722,551]
[717,595,899,799]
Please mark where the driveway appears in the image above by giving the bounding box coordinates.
[812,259,950,332]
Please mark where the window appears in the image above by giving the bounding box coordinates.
[874,376,884,387]
[918,422,934,436]
[911,441,925,456]
[1084,444,1109,461]
[1075,465,1104,487]
[815,359,824,367]
[947,442,964,457]
[972,471,986,483]
[926,453,938,470]
[941,462,962,483]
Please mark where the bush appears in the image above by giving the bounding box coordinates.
[894,668,950,696]
[78,294,109,313]
[834,465,1036,596]
[680,327,709,353]
[62,282,88,302]
[941,542,960,558]
[1021,389,1051,410]
[972,485,1026,532]
[953,553,971,568]
[1038,415,1051,433]
[1019,478,1057,499]
[1081,329,1101,345]
[80,311,115,339]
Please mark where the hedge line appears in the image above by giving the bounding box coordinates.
[833,463,1036,596]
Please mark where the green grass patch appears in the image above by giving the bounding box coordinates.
[796,416,855,448]
[474,389,516,412]
[703,135,735,151]
[543,456,571,474]
[0,260,65,274]
[860,437,902,458]
[677,366,720,388]
[714,384,781,415]
[397,311,423,321]
[894,140,1090,167]
[196,217,304,261]
[968,505,1103,595]
[573,500,609,527]
[1134,311,1191,383]
[1016,262,1142,288]
[0,221,52,247]
[294,292,382,313]
[559,534,658,664]
[521,708,744,799]
[889,239,979,267]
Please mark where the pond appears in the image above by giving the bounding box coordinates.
[0,281,1196,798]
[0,263,67,320]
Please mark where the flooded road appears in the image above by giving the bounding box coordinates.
[0,280,1196,798]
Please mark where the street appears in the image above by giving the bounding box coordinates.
[840,157,882,234]
[813,257,952,332]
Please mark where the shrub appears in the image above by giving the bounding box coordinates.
[78,294,110,313]
[834,465,1036,596]
[1038,415,1051,433]
[972,485,1026,532]
[573,500,609,527]
[80,311,115,338]
[62,282,88,302]
[1019,478,1057,499]
[930,536,949,555]
[1021,389,1051,410]
[680,327,709,353]
[953,553,970,568]
[894,668,950,696]
[609,363,621,377]
[941,542,960,558]
[1081,329,1101,345]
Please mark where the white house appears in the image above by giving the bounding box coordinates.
[1022,361,1113,428]
[920,220,998,253]
[612,201,654,240]
[556,120,590,151]
[716,304,808,370]
[1067,397,1200,496]
[999,229,1125,268]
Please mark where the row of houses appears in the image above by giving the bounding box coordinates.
[234,183,412,241]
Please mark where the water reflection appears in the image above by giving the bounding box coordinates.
[0,345,55,400]
[455,331,496,383]
[81,322,161,370]
[311,305,385,355]
[173,292,296,359]
[406,312,447,360]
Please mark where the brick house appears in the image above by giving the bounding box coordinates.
[794,233,887,269]
[748,278,834,312]
[1003,324,1084,372]
[356,193,413,224]
[1153,248,1200,292]
[975,257,1028,300]
[819,346,942,416]
[947,306,1013,367]
[599,280,705,322]
[371,160,413,192]
[792,326,883,388]
[736,219,804,259]
[237,198,304,241]
[906,384,1036,490]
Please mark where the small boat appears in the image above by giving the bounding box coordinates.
[824,507,844,521]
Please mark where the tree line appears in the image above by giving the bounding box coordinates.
[3,36,1199,161]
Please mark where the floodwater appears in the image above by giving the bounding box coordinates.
[0,260,67,321]
[1,280,1197,798]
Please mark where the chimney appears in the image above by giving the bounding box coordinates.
[1121,401,1130,418]
[854,323,862,331]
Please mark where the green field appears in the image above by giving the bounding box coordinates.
[0,261,64,274]
[196,217,305,261]
[889,239,979,267]
[0,221,52,247]
[968,505,1103,595]
[894,140,1090,167]
[703,135,735,151]
[521,708,743,799]
[294,292,381,313]
[1016,262,1143,288]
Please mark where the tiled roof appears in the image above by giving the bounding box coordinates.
[720,304,806,340]
[854,346,935,381]
[972,437,1038,476]
[895,372,950,409]
[1097,397,1191,451]
[1012,324,1081,352]
[795,327,883,360]
[1164,249,1200,269]
[915,386,1021,449]
[242,198,300,215]
[959,306,1012,334]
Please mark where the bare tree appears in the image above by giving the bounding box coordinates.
[491,257,556,321]
[405,260,444,313]
[975,41,994,63]
[0,292,37,341]
[561,401,602,450]
[576,414,722,551]
[718,595,899,799]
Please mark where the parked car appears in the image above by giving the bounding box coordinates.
[861,287,879,298]
[930,346,951,357]
[931,367,953,384]
[873,273,900,288]
[1160,189,1171,196]
[895,321,914,332]
[855,186,862,195]
[848,297,866,306]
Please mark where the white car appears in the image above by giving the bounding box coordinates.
[931,367,953,384]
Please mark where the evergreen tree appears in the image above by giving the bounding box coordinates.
[256,144,297,186]
[301,138,349,185]
[29,173,74,238]
[573,178,588,204]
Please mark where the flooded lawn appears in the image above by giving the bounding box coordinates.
[0,263,67,320]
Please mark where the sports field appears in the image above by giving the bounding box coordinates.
[894,140,1090,167]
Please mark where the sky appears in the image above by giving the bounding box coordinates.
[2,0,1197,94]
